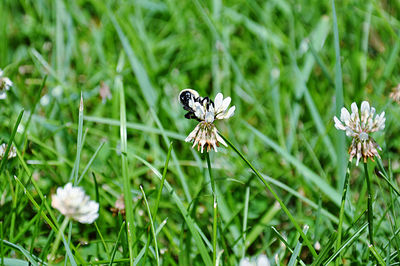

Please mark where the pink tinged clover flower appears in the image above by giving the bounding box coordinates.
[51,183,99,224]
[390,84,400,104]
[185,92,235,152]
[333,101,385,166]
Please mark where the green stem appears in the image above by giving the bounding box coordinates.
[242,186,250,259]
[0,222,4,266]
[206,153,217,266]
[336,163,351,265]
[212,198,218,266]
[7,174,17,241]
[117,74,137,260]
[140,186,159,266]
[50,217,69,262]
[364,162,374,245]
[376,157,400,197]
[153,142,173,219]
[0,109,24,176]
[221,135,318,258]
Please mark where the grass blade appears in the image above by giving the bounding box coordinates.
[311,232,337,266]
[241,186,250,259]
[83,116,185,140]
[94,222,109,255]
[364,162,374,245]
[324,223,368,265]
[71,93,84,184]
[369,244,385,266]
[220,135,318,258]
[131,153,212,265]
[149,108,192,202]
[109,221,126,266]
[117,74,137,261]
[376,157,400,197]
[0,222,3,266]
[332,0,346,189]
[336,164,351,263]
[0,109,24,175]
[288,225,309,266]
[246,123,341,206]
[139,186,160,266]
[153,142,173,219]
[206,153,218,266]
[20,75,47,152]
[246,202,281,249]
[132,219,167,266]
[0,239,41,266]
[109,12,157,108]
[77,141,105,184]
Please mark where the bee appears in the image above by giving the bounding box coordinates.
[179,89,214,120]
[179,89,200,111]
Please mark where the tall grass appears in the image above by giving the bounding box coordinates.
[0,0,400,265]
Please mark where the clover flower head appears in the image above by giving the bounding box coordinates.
[0,69,13,100]
[111,194,126,216]
[51,183,99,224]
[389,84,400,104]
[333,101,385,165]
[188,92,236,123]
[0,143,17,160]
[180,91,235,152]
[185,121,228,153]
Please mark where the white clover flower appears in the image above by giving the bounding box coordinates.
[185,121,228,153]
[0,69,13,100]
[183,92,235,153]
[0,143,17,160]
[256,255,270,266]
[51,183,99,224]
[239,258,254,266]
[188,93,236,123]
[333,101,385,165]
[239,255,270,266]
[390,84,400,104]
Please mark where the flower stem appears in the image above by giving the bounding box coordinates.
[364,162,374,245]
[50,217,69,262]
[206,153,218,266]
[220,135,318,258]
[336,163,351,265]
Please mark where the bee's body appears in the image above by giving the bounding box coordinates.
[179,89,214,121]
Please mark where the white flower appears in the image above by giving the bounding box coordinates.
[256,255,270,266]
[239,255,270,266]
[213,93,236,120]
[51,183,99,224]
[0,69,13,100]
[390,84,400,103]
[188,93,236,122]
[0,143,17,159]
[333,101,385,165]
[239,258,254,266]
[185,92,235,153]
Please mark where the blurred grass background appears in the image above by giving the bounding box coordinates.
[1,0,400,265]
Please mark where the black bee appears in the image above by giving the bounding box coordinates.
[179,89,214,120]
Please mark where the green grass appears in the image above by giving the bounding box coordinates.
[1,0,400,265]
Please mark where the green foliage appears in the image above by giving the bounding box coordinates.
[0,0,400,265]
